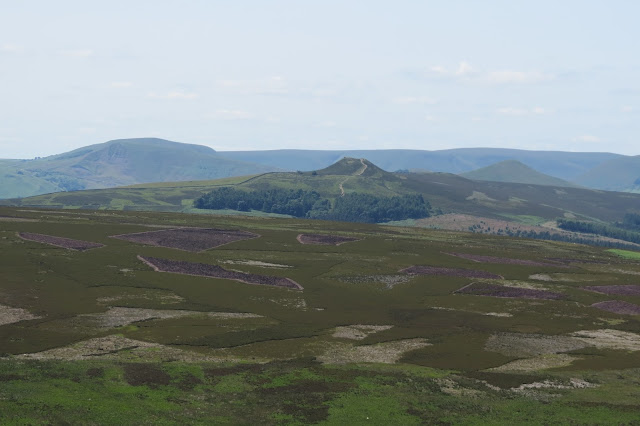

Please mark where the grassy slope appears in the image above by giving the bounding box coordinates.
[0,138,278,199]
[461,159,580,188]
[2,207,640,423]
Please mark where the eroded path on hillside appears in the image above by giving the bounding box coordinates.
[338,158,368,197]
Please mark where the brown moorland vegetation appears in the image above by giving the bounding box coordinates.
[445,252,565,267]
[400,265,503,279]
[18,232,104,251]
[297,233,360,246]
[111,227,258,252]
[582,285,640,296]
[138,256,303,290]
[455,282,566,300]
[591,300,640,315]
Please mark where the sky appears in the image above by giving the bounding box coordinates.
[1,1,639,158]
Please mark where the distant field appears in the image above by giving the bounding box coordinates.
[608,249,640,260]
[2,206,640,423]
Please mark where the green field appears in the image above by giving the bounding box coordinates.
[608,248,640,260]
[2,206,640,423]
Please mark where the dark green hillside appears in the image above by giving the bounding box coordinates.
[0,138,278,199]
[313,157,389,178]
[461,160,580,188]
[574,155,640,191]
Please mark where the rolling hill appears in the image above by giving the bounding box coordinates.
[217,148,622,181]
[573,155,640,191]
[0,138,279,199]
[460,160,580,187]
[3,138,637,199]
[5,157,640,226]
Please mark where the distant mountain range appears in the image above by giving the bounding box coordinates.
[1,137,639,198]
[218,148,640,191]
[218,148,621,180]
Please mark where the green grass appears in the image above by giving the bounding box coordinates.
[2,360,640,425]
[607,248,640,260]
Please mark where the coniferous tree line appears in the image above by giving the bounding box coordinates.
[194,187,430,223]
[619,213,640,231]
[557,218,640,245]
[468,226,639,250]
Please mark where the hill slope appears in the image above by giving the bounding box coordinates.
[5,157,640,225]
[461,160,580,187]
[0,138,278,199]
[573,155,640,191]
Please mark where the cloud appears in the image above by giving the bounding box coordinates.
[573,135,601,143]
[60,49,94,57]
[497,107,547,116]
[316,121,337,127]
[455,61,474,76]
[487,70,554,84]
[621,105,634,113]
[148,90,199,100]
[209,109,253,120]
[426,61,474,77]
[425,62,553,84]
[1,43,23,53]
[217,76,289,96]
[392,96,438,105]
[110,81,133,88]
[215,77,352,100]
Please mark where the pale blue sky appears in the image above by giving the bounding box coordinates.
[1,1,639,157]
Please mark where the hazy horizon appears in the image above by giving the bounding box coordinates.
[2,136,633,161]
[2,1,639,158]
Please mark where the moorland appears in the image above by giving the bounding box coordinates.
[2,205,640,423]
[3,143,640,423]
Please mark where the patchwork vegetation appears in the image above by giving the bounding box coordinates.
[2,206,640,423]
